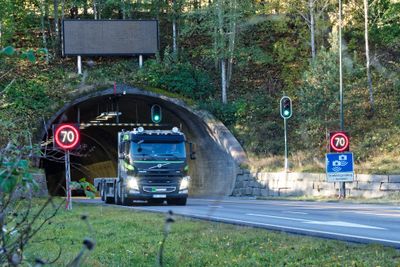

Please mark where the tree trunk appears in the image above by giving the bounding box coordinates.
[53,0,59,57]
[83,0,88,16]
[217,0,227,103]
[227,0,237,90]
[121,0,126,19]
[172,0,177,55]
[40,0,49,63]
[94,1,97,19]
[309,0,316,61]
[61,0,65,56]
[221,59,227,104]
[364,0,374,114]
[0,22,2,49]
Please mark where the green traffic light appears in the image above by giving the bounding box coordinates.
[284,110,290,116]
[151,104,162,123]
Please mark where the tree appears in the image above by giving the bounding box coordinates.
[294,0,331,61]
[363,0,374,114]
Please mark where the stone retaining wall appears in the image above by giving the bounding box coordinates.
[232,171,400,198]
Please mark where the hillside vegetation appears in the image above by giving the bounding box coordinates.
[0,0,399,173]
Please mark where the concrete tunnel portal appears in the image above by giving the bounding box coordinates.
[40,86,247,197]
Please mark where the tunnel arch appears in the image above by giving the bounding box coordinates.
[40,85,247,196]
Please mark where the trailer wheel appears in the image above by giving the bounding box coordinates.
[167,198,187,206]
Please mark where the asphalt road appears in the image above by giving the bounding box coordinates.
[75,197,400,248]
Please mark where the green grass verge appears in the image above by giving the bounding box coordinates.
[25,201,400,266]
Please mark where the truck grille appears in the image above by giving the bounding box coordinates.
[143,186,176,193]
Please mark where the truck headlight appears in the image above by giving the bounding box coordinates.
[127,177,139,190]
[180,176,190,190]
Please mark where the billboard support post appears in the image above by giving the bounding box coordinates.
[77,55,82,75]
[139,55,143,68]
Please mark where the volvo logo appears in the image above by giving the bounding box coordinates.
[157,164,162,168]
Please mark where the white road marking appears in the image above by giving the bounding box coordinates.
[247,213,305,222]
[304,220,386,230]
[247,213,386,230]
[349,211,400,218]
[208,205,223,208]
[286,211,308,215]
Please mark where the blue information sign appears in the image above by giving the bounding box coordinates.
[326,152,354,182]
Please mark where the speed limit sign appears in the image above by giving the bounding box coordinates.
[329,131,349,152]
[53,124,80,150]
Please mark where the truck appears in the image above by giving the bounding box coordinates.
[95,127,194,206]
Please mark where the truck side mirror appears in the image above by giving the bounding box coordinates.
[189,142,196,160]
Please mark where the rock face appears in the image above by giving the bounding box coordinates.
[232,171,400,198]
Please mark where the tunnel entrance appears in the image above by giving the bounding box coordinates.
[40,86,247,196]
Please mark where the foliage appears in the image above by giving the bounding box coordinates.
[134,59,215,100]
[0,0,398,173]
[0,142,57,265]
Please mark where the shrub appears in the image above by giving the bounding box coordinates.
[134,60,214,100]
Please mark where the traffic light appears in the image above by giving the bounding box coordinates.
[280,96,292,119]
[151,104,162,123]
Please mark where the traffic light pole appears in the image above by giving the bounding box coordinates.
[284,118,288,172]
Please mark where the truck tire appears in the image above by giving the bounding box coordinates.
[100,183,105,201]
[104,184,113,204]
[120,189,130,206]
[114,185,121,205]
[167,198,187,206]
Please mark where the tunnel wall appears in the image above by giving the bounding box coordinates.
[40,86,248,196]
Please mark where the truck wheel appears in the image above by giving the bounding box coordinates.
[167,198,187,206]
[114,185,121,205]
[120,187,129,206]
[105,192,113,204]
[100,184,105,201]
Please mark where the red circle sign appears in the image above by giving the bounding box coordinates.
[330,132,349,152]
[54,124,80,150]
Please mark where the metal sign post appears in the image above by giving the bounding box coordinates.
[77,55,82,75]
[53,124,81,210]
[65,150,72,210]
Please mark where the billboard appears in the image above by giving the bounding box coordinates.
[62,20,159,56]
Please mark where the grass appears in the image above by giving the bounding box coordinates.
[25,201,400,266]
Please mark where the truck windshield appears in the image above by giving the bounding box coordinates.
[131,142,186,158]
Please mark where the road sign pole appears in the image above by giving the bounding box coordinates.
[65,150,72,210]
[338,0,346,199]
[284,118,288,172]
